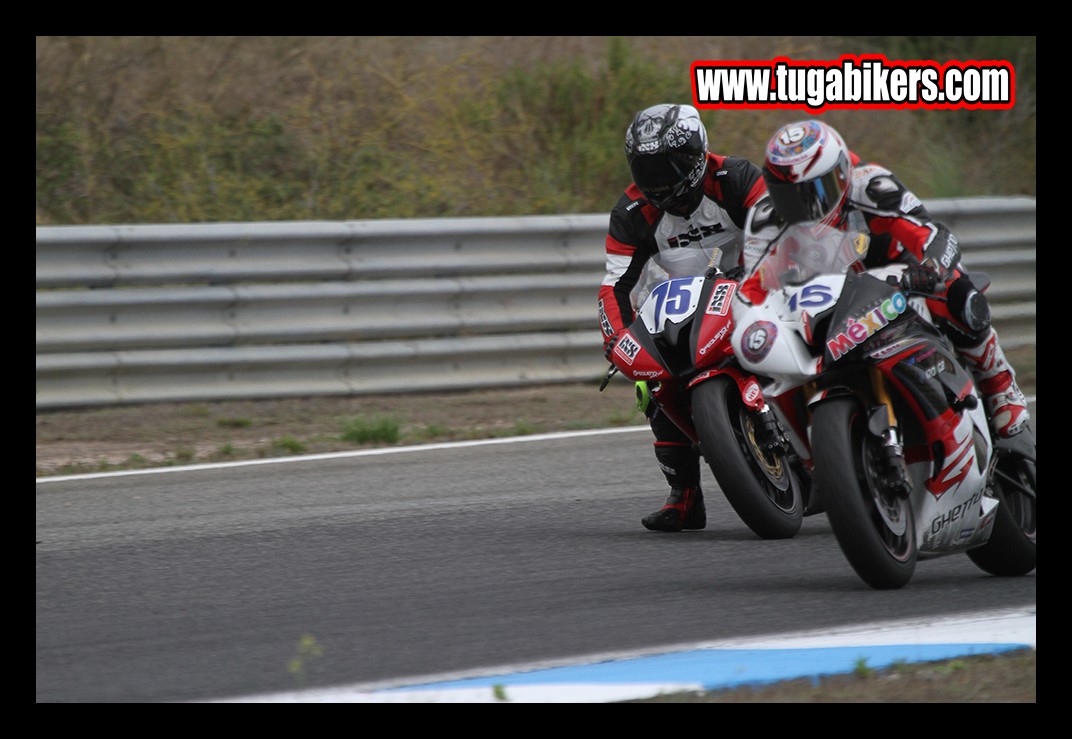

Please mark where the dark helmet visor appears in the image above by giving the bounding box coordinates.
[631,155,691,208]
[764,153,850,224]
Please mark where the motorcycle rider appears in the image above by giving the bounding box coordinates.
[743,119,1030,439]
[598,103,767,532]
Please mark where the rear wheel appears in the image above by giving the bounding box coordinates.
[812,397,916,589]
[967,447,1036,576]
[691,376,802,539]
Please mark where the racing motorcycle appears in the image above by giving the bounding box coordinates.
[600,265,816,539]
[729,222,1036,589]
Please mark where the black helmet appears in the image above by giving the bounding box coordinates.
[625,104,709,213]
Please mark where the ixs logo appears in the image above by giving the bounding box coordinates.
[598,300,613,337]
[706,281,736,316]
[614,333,641,365]
[667,223,726,249]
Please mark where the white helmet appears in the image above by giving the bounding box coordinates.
[762,120,851,227]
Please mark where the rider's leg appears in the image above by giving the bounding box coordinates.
[959,327,1031,438]
[940,277,1031,438]
[641,409,706,532]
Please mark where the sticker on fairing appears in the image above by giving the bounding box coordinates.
[743,379,761,404]
[613,333,641,365]
[705,282,736,316]
[741,321,777,364]
[639,277,703,334]
[826,292,908,360]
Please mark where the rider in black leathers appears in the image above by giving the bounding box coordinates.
[598,103,767,532]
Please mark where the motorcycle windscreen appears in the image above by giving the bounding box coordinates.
[751,223,869,293]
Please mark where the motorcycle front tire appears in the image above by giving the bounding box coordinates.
[812,396,917,590]
[691,376,803,539]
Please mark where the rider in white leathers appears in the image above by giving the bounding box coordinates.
[740,119,1030,440]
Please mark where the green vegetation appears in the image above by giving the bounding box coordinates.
[287,634,324,689]
[853,657,876,678]
[172,447,195,464]
[507,419,539,436]
[409,422,451,441]
[36,36,1035,226]
[270,436,307,455]
[341,416,402,445]
[36,344,1034,478]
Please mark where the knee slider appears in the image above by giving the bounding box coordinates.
[946,276,991,338]
[635,381,656,418]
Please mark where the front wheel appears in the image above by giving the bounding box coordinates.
[812,397,917,589]
[691,376,803,539]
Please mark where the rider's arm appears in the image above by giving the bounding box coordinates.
[852,164,962,276]
[868,217,961,276]
[599,192,654,343]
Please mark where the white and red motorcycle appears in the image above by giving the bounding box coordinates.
[729,222,1036,589]
[601,266,815,540]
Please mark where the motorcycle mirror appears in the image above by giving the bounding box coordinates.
[599,365,619,392]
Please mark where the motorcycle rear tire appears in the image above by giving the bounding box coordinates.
[691,376,803,539]
[812,396,917,590]
[966,449,1036,576]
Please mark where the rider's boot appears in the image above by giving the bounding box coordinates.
[642,486,706,532]
[959,328,1030,438]
[642,442,706,532]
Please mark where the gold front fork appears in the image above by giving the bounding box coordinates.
[870,364,912,495]
[870,365,898,430]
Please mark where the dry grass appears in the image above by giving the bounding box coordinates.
[36,36,1036,224]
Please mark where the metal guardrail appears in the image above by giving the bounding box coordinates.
[36,197,1036,409]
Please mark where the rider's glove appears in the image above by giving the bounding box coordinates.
[900,263,940,294]
[724,265,746,281]
[603,331,621,359]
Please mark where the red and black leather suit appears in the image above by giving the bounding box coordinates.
[598,153,766,492]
